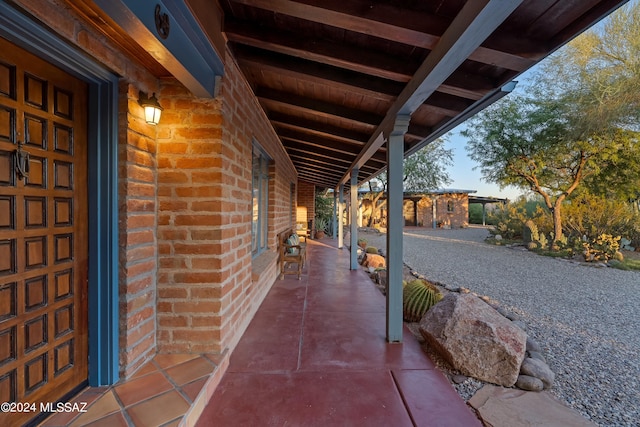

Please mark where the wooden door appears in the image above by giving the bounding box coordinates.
[0,37,88,426]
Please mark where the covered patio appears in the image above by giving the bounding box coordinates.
[40,238,481,426]
[196,238,481,426]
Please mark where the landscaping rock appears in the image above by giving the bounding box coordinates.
[363,253,385,268]
[526,336,541,352]
[419,293,527,387]
[516,375,544,392]
[511,320,527,331]
[527,351,546,363]
[520,357,555,389]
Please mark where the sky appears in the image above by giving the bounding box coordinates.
[442,72,534,201]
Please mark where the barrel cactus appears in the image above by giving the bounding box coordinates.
[403,279,443,322]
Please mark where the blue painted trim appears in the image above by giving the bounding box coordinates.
[93,0,224,97]
[0,2,119,385]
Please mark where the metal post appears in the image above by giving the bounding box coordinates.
[386,115,410,342]
[350,168,359,270]
[332,191,338,239]
[338,185,344,248]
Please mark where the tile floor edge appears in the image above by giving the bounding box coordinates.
[180,355,230,427]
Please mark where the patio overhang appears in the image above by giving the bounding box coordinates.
[219,0,629,191]
[63,0,629,190]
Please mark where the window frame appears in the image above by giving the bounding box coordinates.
[252,143,271,257]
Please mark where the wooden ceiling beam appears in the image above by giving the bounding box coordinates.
[340,0,525,186]
[278,128,365,155]
[279,129,387,164]
[296,169,339,188]
[226,20,416,82]
[270,112,371,146]
[235,47,400,100]
[232,30,495,102]
[257,87,383,127]
[228,0,537,71]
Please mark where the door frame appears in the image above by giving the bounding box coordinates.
[0,3,119,386]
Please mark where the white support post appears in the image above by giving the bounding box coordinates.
[350,168,359,270]
[386,114,410,343]
[338,185,344,248]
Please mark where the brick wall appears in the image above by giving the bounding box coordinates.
[116,83,161,377]
[156,50,297,355]
[417,194,469,228]
[297,181,315,230]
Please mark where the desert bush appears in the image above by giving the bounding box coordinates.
[488,199,552,240]
[563,193,639,242]
[583,234,622,262]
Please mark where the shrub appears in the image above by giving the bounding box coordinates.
[583,234,621,262]
[563,193,639,242]
[402,279,443,322]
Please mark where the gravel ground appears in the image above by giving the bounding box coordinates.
[360,226,640,427]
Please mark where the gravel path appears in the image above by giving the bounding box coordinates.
[361,226,640,427]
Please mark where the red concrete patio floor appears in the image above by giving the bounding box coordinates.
[196,239,481,427]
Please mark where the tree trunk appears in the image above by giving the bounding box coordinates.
[551,197,566,251]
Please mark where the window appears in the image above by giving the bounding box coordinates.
[252,144,270,256]
[447,200,454,212]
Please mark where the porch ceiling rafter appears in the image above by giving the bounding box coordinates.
[217,0,628,190]
[339,0,525,187]
[57,0,629,192]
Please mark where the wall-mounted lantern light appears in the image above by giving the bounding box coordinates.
[138,91,163,125]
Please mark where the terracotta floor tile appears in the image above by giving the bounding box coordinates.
[84,410,129,427]
[153,354,199,370]
[393,369,482,427]
[203,351,227,366]
[40,388,105,426]
[164,356,216,386]
[114,371,174,407]
[196,371,413,427]
[126,390,189,427]
[130,360,159,379]
[69,390,120,426]
[160,419,181,427]
[181,377,208,402]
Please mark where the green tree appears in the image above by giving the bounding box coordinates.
[464,2,640,248]
[462,95,634,247]
[363,138,453,227]
[533,1,640,202]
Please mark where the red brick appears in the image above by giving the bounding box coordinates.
[173,301,221,313]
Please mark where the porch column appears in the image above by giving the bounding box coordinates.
[332,190,338,239]
[350,168,359,270]
[481,202,487,226]
[338,184,344,248]
[386,114,410,342]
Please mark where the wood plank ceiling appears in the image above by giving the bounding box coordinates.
[220,0,628,189]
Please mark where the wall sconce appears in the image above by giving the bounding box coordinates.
[138,91,163,125]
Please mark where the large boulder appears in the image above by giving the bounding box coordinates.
[419,293,527,387]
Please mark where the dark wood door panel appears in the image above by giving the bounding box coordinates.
[0,36,88,427]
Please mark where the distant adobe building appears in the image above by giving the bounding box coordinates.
[407,189,476,229]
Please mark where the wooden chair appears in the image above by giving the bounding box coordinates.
[278,229,306,279]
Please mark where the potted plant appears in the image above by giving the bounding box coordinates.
[314,217,328,239]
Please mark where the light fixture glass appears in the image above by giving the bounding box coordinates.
[138,91,163,125]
